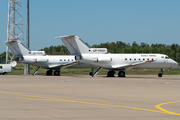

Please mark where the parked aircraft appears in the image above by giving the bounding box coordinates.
[56,35,178,77]
[5,40,95,76]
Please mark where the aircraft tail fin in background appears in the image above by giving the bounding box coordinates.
[5,40,46,56]
[5,40,30,56]
[56,35,108,54]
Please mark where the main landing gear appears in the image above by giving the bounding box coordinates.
[106,70,126,77]
[118,71,126,77]
[107,71,115,77]
[158,69,163,77]
[46,69,60,76]
[32,67,61,76]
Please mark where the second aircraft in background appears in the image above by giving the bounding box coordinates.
[5,40,95,76]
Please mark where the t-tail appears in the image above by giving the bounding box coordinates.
[56,35,108,55]
[5,40,46,57]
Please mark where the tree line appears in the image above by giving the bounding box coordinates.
[40,41,180,62]
[1,41,180,63]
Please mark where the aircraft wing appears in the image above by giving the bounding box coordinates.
[112,60,155,70]
[48,61,79,69]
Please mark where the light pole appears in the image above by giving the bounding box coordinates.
[25,0,30,74]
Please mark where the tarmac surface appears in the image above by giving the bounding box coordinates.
[0,75,180,120]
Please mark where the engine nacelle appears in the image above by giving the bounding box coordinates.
[93,57,112,63]
[33,58,48,63]
[97,57,112,63]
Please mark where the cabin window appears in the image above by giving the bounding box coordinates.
[60,59,62,61]
[152,58,154,60]
[64,59,66,61]
[143,58,145,61]
[139,58,140,61]
[72,59,73,61]
[130,58,132,61]
[165,56,170,59]
[147,58,149,60]
[125,58,127,60]
[134,58,136,61]
[0,66,2,69]
[68,59,70,61]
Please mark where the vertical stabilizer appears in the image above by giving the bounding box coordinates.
[56,35,90,55]
[56,35,108,54]
[5,40,30,56]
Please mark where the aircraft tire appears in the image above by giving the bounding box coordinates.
[107,71,115,77]
[2,72,7,75]
[54,70,60,76]
[89,72,93,76]
[46,70,53,76]
[118,71,125,77]
[158,73,162,77]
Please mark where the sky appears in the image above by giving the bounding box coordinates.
[0,0,180,53]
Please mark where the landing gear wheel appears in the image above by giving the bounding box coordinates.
[158,69,163,77]
[158,73,162,77]
[118,71,125,77]
[46,70,53,76]
[89,72,93,76]
[54,70,60,76]
[2,72,7,75]
[107,71,115,77]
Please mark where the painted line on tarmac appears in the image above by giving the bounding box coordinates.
[155,101,180,116]
[0,92,180,116]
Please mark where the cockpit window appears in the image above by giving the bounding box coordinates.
[165,56,170,59]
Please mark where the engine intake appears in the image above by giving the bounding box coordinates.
[75,55,81,60]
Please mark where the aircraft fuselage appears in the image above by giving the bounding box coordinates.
[80,53,178,70]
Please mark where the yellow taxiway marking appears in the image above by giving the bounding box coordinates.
[0,92,180,116]
[155,101,180,116]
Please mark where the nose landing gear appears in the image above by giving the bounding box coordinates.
[158,69,163,77]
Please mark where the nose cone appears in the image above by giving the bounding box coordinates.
[171,60,179,68]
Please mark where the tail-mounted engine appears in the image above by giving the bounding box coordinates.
[94,57,112,63]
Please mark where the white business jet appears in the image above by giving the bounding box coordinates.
[5,40,94,76]
[56,35,178,77]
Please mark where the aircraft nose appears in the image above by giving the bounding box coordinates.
[171,60,179,68]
